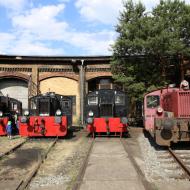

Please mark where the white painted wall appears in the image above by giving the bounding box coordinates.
[0,78,28,110]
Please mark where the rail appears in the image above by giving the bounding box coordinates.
[120,138,153,190]
[72,138,94,190]
[168,147,190,180]
[16,137,58,190]
[0,138,27,159]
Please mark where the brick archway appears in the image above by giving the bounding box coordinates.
[86,73,112,81]
[0,72,30,82]
[39,73,78,82]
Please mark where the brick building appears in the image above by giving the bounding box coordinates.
[0,55,113,124]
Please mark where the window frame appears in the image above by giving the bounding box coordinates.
[146,95,160,108]
[115,94,125,105]
[88,96,98,106]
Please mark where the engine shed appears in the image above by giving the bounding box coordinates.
[0,55,114,125]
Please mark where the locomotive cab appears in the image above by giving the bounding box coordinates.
[19,92,72,137]
[85,89,128,137]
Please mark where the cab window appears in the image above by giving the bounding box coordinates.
[147,95,160,108]
[88,96,98,105]
[115,95,125,105]
[62,100,70,108]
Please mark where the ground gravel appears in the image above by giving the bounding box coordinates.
[29,136,91,190]
[137,134,187,182]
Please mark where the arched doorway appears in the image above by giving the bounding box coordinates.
[87,77,115,92]
[0,78,28,111]
[40,77,79,125]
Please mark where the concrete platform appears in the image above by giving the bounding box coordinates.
[79,138,145,190]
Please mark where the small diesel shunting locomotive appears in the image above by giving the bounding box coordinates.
[19,92,72,137]
[0,95,22,135]
[144,80,190,146]
[85,89,128,137]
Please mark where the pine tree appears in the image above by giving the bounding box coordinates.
[112,0,190,101]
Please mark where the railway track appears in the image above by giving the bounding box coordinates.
[72,137,152,190]
[0,138,28,159]
[0,138,58,190]
[16,137,58,190]
[72,138,94,190]
[155,147,190,180]
[120,138,153,190]
[168,148,190,180]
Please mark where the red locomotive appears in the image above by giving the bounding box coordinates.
[19,92,72,137]
[85,89,128,137]
[0,95,22,135]
[144,80,190,146]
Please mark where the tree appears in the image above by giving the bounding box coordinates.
[111,0,190,102]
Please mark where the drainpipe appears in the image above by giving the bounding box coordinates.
[80,60,85,125]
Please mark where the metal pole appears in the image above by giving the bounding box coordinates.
[80,60,85,125]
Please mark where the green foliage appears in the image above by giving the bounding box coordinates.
[112,0,190,101]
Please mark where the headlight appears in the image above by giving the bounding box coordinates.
[181,80,188,87]
[157,106,163,114]
[56,109,62,116]
[24,110,29,116]
[121,117,128,124]
[0,111,3,117]
[20,116,28,123]
[87,117,94,124]
[88,110,94,117]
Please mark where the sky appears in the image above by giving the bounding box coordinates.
[0,0,190,56]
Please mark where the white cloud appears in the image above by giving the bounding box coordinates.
[11,41,64,55]
[0,33,16,53]
[0,32,64,55]
[6,3,115,55]
[65,30,116,54]
[58,0,70,2]
[0,0,26,11]
[75,0,123,25]
[12,4,68,40]
[75,0,190,26]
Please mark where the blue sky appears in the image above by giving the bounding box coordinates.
[0,0,190,56]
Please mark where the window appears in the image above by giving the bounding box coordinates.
[88,96,98,105]
[12,103,18,110]
[30,99,37,109]
[39,99,50,116]
[62,100,70,108]
[147,95,160,108]
[69,96,76,115]
[115,95,125,105]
